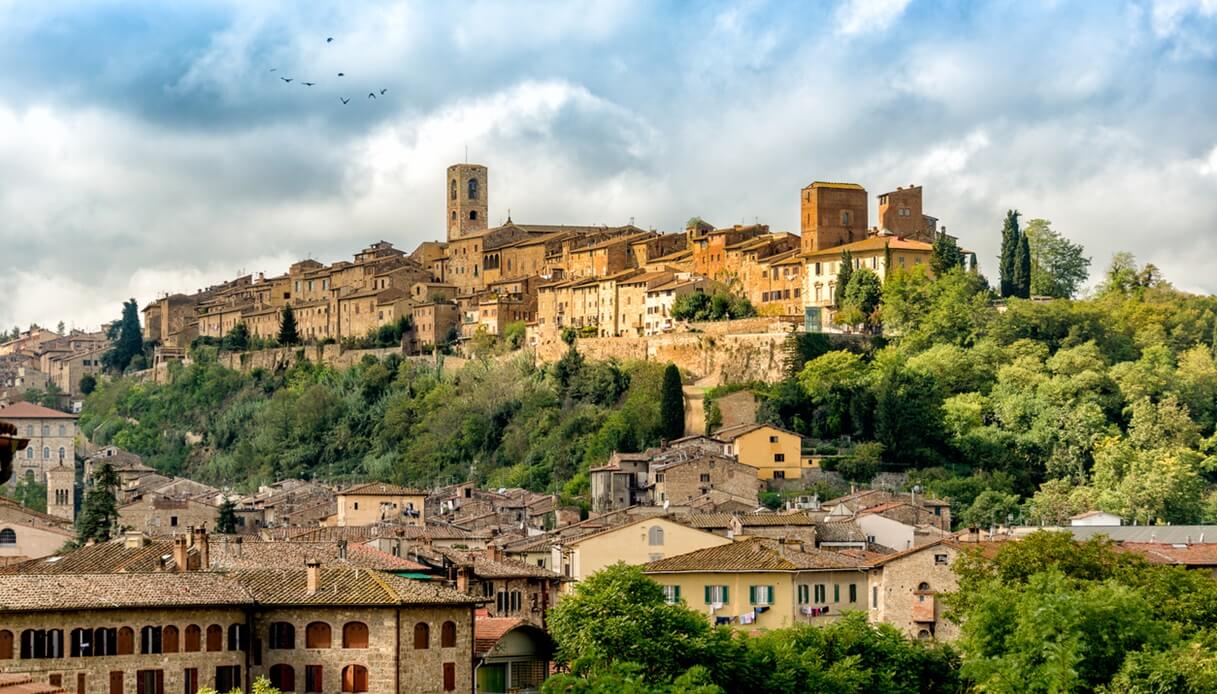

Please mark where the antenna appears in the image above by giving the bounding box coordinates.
[465,145,468,163]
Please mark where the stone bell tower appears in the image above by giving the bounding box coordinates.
[46,461,75,522]
[446,163,489,241]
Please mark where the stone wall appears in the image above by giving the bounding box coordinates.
[218,345,406,373]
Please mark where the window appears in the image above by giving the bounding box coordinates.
[797,584,810,604]
[773,471,786,480]
[0,630,10,660]
[305,665,323,693]
[117,627,134,656]
[849,584,858,603]
[443,662,456,692]
[341,665,368,692]
[43,447,50,459]
[42,425,50,436]
[662,585,682,604]
[20,629,63,659]
[872,586,879,608]
[414,622,430,649]
[170,516,178,527]
[305,622,331,649]
[749,585,775,606]
[468,178,479,200]
[469,211,478,221]
[934,554,948,565]
[0,528,15,545]
[834,584,840,603]
[814,584,826,603]
[841,211,851,225]
[269,664,295,692]
[450,179,457,200]
[433,621,456,649]
[183,668,199,694]
[774,453,785,462]
[769,435,779,443]
[215,666,240,693]
[183,625,201,652]
[204,625,222,652]
[140,626,162,654]
[482,581,494,598]
[648,526,665,546]
[59,425,66,436]
[704,585,729,604]
[228,624,248,652]
[135,669,164,694]
[699,473,710,483]
[511,591,522,613]
[93,628,117,656]
[109,672,123,694]
[70,628,90,657]
[269,622,295,650]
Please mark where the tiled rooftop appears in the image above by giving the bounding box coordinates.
[644,539,866,573]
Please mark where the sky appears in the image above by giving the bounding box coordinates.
[3,0,1217,331]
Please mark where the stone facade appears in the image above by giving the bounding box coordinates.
[652,454,759,508]
[877,185,926,237]
[447,164,488,241]
[867,541,962,640]
[800,182,868,253]
[0,404,76,485]
[118,496,218,537]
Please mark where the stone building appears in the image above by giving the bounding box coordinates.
[865,539,965,640]
[44,464,74,523]
[877,185,931,239]
[118,495,219,536]
[447,163,489,241]
[651,453,759,509]
[803,236,935,312]
[0,403,76,485]
[0,565,480,693]
[799,181,868,253]
[334,484,426,527]
[431,547,563,628]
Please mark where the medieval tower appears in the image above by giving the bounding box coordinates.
[46,462,75,522]
[446,163,489,241]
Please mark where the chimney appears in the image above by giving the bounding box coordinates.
[456,567,469,594]
[173,536,189,573]
[194,527,210,570]
[123,531,146,549]
[306,560,321,595]
[234,536,243,557]
[484,546,504,563]
[186,526,195,547]
[337,539,348,561]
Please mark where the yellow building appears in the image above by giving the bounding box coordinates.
[552,516,732,585]
[802,236,934,311]
[643,539,869,630]
[713,423,811,481]
[334,483,427,527]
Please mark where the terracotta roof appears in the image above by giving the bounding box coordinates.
[0,539,192,575]
[340,483,427,496]
[209,540,427,572]
[735,512,816,527]
[0,402,77,419]
[0,572,247,612]
[803,236,933,259]
[712,422,800,442]
[643,539,866,573]
[815,520,867,543]
[1114,542,1217,566]
[435,549,561,579]
[805,181,866,191]
[475,617,527,657]
[237,567,476,606]
[0,673,66,693]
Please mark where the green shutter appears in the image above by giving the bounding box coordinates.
[768,585,775,604]
[834,584,840,602]
[849,584,857,603]
[704,585,711,604]
[722,586,729,603]
[675,585,681,601]
[749,586,757,604]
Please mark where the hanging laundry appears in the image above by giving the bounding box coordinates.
[755,606,770,614]
[740,612,756,625]
[715,616,732,626]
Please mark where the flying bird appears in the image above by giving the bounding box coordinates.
[340,97,350,104]
[337,73,345,77]
[269,68,277,72]
[303,82,316,86]
[326,37,334,43]
[368,92,376,99]
[379,88,387,95]
[281,77,293,83]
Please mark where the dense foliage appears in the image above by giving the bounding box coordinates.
[101,298,145,373]
[544,564,960,694]
[949,531,1217,693]
[79,348,670,495]
[671,289,756,322]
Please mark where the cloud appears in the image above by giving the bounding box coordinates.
[835,0,913,36]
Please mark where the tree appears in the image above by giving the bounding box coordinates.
[547,563,715,680]
[102,298,144,373]
[930,231,964,276]
[79,373,97,396]
[277,305,300,346]
[835,250,854,308]
[215,497,238,534]
[1024,219,1089,298]
[660,364,684,441]
[835,441,883,482]
[998,210,1021,298]
[56,321,65,335]
[223,322,250,351]
[837,267,883,330]
[961,490,1021,528]
[3,475,47,513]
[77,462,120,545]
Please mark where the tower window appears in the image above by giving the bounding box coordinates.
[468,178,478,200]
[469,210,477,221]
[841,211,851,225]
[450,179,457,200]
[451,211,456,221]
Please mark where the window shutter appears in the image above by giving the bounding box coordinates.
[722,586,729,603]
[674,586,681,601]
[749,586,756,604]
[704,586,711,604]
[768,586,775,603]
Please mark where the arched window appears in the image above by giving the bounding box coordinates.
[183,625,201,652]
[228,623,248,651]
[25,448,32,459]
[140,626,162,654]
[58,447,65,460]
[648,526,664,546]
[451,211,457,221]
[269,664,296,692]
[0,528,15,545]
[205,625,222,652]
[59,425,65,436]
[342,622,368,649]
[268,622,295,650]
[413,622,429,650]
[450,179,457,200]
[468,178,478,200]
[469,210,478,221]
[42,447,49,460]
[163,625,179,653]
[305,622,331,649]
[0,629,13,660]
[70,628,89,657]
[917,628,931,639]
[917,582,931,592]
[341,665,368,692]
[20,629,61,659]
[93,628,117,656]
[441,621,456,648]
[117,627,134,656]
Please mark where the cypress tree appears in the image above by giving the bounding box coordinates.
[1014,230,1032,298]
[835,250,854,308]
[660,364,685,441]
[278,305,301,346]
[930,231,965,276]
[102,299,144,373]
[215,498,238,534]
[999,210,1021,298]
[77,462,120,545]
